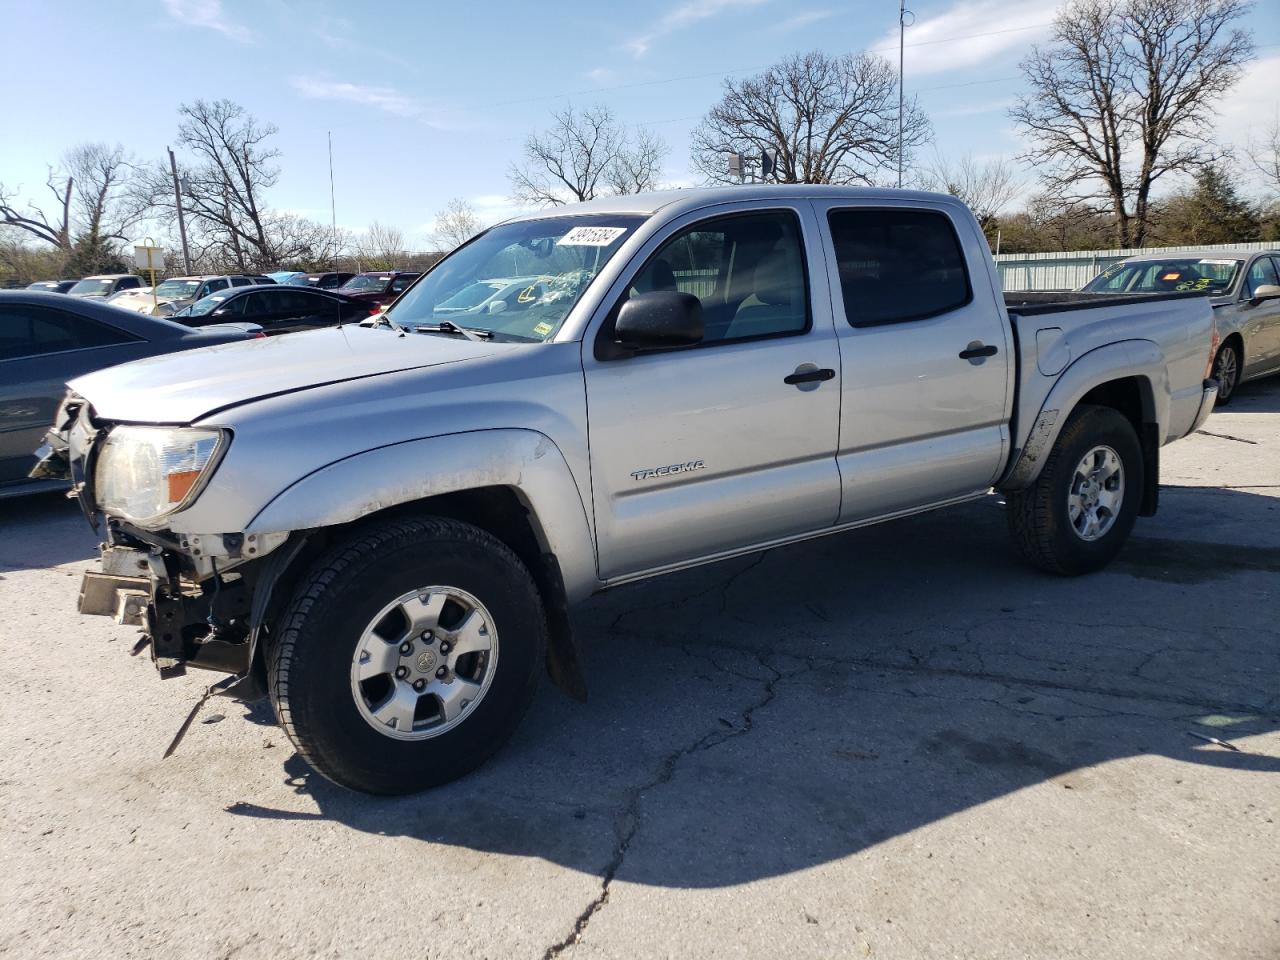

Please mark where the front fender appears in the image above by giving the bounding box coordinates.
[245,429,600,602]
[1000,340,1167,490]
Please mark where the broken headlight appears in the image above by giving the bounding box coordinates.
[95,426,227,525]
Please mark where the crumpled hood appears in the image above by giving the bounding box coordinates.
[70,325,498,424]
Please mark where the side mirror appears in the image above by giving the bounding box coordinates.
[1250,283,1280,303]
[614,291,703,353]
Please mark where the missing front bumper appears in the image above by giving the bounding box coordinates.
[79,551,253,680]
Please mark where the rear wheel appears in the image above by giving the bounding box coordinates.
[267,516,546,794]
[1212,341,1240,405]
[1006,405,1143,575]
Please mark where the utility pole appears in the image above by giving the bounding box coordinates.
[168,147,192,274]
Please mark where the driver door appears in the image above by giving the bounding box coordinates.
[582,202,843,581]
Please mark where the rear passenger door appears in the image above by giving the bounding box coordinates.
[814,201,1012,522]
[583,203,843,580]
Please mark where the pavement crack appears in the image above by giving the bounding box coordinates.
[542,647,797,958]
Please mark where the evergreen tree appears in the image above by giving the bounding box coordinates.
[1154,165,1261,245]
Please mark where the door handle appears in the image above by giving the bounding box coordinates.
[784,366,836,385]
[958,342,998,361]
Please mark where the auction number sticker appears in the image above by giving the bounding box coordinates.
[557,226,628,247]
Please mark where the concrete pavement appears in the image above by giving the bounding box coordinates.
[2,379,1277,960]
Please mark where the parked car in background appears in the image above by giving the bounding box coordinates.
[47,186,1220,794]
[67,274,145,299]
[1083,247,1280,403]
[432,275,549,317]
[267,271,306,285]
[173,285,379,334]
[26,280,77,294]
[105,287,152,304]
[337,270,421,306]
[107,275,268,317]
[0,291,260,497]
[290,271,355,290]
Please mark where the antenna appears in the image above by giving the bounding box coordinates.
[328,131,337,264]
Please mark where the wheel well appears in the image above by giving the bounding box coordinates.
[254,486,586,700]
[1220,332,1244,358]
[1078,377,1149,432]
[1076,376,1159,517]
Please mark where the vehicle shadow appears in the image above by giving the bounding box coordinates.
[1218,374,1280,414]
[226,486,1280,889]
[0,489,98,571]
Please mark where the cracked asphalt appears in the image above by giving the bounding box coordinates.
[2,380,1278,960]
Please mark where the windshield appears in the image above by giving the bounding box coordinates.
[69,278,113,296]
[155,279,203,299]
[387,215,644,342]
[1084,258,1242,294]
[342,274,391,292]
[187,292,233,317]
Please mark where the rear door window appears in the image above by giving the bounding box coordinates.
[0,305,138,361]
[827,208,972,326]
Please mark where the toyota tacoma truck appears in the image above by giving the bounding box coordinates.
[37,187,1219,794]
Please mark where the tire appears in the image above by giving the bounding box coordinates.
[1006,404,1144,576]
[267,516,546,794]
[1212,341,1241,406]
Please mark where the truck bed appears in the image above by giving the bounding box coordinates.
[1004,290,1209,316]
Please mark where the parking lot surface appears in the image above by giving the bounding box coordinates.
[2,381,1278,960]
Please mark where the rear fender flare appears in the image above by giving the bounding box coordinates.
[1000,340,1167,490]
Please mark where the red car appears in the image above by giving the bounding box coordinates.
[336,270,421,306]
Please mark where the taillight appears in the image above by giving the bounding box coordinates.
[254,331,267,339]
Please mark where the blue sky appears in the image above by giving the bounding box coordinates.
[1,0,1277,248]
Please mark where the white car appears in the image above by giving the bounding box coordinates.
[67,274,146,300]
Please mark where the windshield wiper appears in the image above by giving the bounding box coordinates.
[413,320,492,341]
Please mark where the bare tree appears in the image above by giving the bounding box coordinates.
[356,221,407,270]
[604,126,668,195]
[0,171,73,251]
[1246,114,1280,194]
[432,198,484,250]
[918,152,1020,231]
[1,143,139,249]
[137,99,283,268]
[690,51,930,186]
[509,104,669,206]
[1011,0,1254,248]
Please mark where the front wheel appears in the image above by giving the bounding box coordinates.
[1006,405,1144,575]
[1212,341,1241,406]
[267,516,546,794]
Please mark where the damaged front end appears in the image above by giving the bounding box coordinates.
[46,391,294,702]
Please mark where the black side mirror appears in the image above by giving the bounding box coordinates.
[614,291,703,353]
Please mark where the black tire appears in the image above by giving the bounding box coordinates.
[267,516,546,794]
[1212,341,1240,406]
[1006,404,1144,576]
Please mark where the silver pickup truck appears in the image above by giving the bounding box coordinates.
[40,186,1219,794]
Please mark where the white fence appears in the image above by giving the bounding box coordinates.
[993,241,1276,291]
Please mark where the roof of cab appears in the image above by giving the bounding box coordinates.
[502,184,965,223]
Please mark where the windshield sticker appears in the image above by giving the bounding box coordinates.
[533,321,554,336]
[1198,259,1238,266]
[1161,272,1182,281]
[557,226,628,247]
